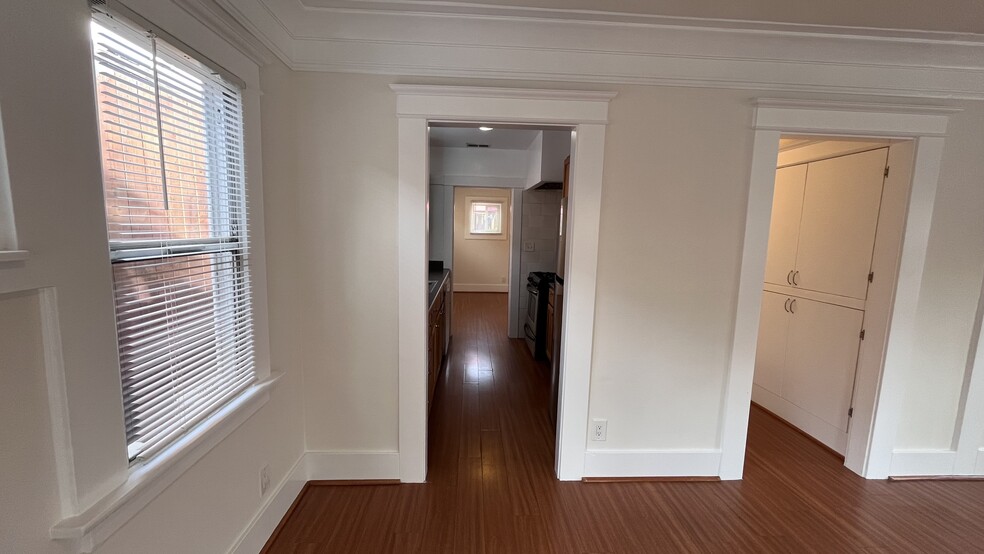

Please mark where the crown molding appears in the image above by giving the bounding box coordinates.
[389,85,617,102]
[170,0,274,65]
[219,0,984,100]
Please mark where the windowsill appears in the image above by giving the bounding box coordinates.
[0,249,29,263]
[50,371,284,553]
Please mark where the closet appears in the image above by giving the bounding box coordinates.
[753,144,889,455]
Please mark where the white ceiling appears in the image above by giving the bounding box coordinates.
[429,127,540,150]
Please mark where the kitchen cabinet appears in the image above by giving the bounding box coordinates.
[428,275,451,412]
[753,292,864,454]
[764,148,888,300]
[546,284,555,364]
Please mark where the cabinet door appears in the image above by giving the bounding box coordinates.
[754,291,791,395]
[783,298,863,441]
[764,164,807,287]
[795,148,887,299]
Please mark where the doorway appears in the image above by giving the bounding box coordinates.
[750,136,912,461]
[428,122,573,481]
[393,85,616,483]
[721,99,954,480]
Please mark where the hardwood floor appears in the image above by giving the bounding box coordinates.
[263,292,984,553]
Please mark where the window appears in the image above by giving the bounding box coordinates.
[90,15,254,463]
[470,201,503,235]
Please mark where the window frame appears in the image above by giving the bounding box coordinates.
[465,196,509,241]
[91,12,257,464]
[48,4,277,549]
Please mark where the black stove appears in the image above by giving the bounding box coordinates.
[524,271,555,360]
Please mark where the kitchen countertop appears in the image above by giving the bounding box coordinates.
[428,268,451,310]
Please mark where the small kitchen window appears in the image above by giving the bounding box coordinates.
[469,200,503,235]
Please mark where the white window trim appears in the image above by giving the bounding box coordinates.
[35,3,275,552]
[465,196,508,240]
[50,372,282,553]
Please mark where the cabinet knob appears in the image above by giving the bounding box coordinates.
[789,298,797,313]
[792,271,800,286]
[787,270,794,285]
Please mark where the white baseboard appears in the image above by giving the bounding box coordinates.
[976,448,984,475]
[582,449,722,478]
[229,451,400,554]
[228,453,306,554]
[890,449,957,476]
[302,451,401,480]
[454,284,508,293]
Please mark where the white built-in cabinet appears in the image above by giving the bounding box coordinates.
[754,146,889,455]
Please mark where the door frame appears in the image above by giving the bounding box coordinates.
[392,85,615,482]
[720,99,957,479]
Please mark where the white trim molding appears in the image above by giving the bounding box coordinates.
[720,99,954,481]
[301,451,401,480]
[454,284,508,293]
[393,85,613,483]
[228,454,306,554]
[890,449,958,477]
[217,0,984,99]
[953,277,984,475]
[583,449,722,478]
[51,373,283,553]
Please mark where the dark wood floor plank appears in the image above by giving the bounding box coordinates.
[264,292,984,554]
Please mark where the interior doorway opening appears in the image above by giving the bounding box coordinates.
[749,134,916,471]
[426,122,573,480]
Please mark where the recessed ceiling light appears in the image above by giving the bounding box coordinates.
[478,126,494,131]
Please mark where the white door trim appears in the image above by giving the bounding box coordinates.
[393,85,615,482]
[953,278,984,475]
[720,99,957,480]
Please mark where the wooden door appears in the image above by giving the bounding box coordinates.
[764,164,807,287]
[794,148,887,299]
[753,291,791,396]
[782,297,864,453]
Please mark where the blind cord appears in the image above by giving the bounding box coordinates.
[148,32,169,211]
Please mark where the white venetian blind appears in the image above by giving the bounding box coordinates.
[90,15,255,462]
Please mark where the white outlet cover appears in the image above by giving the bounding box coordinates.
[523,240,535,252]
[591,419,607,441]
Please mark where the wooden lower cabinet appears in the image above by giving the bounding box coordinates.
[427,278,451,412]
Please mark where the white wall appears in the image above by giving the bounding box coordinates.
[431,146,529,188]
[270,70,984,471]
[0,2,304,552]
[517,189,562,325]
[895,104,984,449]
[453,187,512,291]
[290,71,401,452]
[0,291,66,554]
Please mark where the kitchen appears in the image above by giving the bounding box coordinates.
[426,124,572,457]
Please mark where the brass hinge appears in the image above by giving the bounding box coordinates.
[848,407,854,418]
[868,271,874,283]
[860,329,866,340]
[884,166,890,178]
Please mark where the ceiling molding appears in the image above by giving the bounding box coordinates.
[219,0,984,100]
[170,0,274,65]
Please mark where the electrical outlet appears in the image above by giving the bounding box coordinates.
[259,464,271,496]
[523,240,535,252]
[591,419,607,441]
